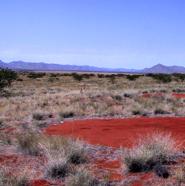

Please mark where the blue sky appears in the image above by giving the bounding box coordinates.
[0,0,185,68]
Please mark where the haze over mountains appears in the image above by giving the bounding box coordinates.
[0,60,185,74]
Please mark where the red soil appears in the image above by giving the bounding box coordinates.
[94,159,122,181]
[0,155,19,164]
[45,117,185,185]
[142,92,164,98]
[31,180,51,186]
[45,117,185,148]
[172,93,185,99]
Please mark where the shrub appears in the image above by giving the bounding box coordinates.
[67,139,87,165]
[0,168,29,186]
[123,132,177,173]
[46,159,71,179]
[0,68,17,92]
[126,75,142,81]
[32,113,45,120]
[0,132,12,145]
[59,111,75,119]
[132,110,142,116]
[81,73,95,79]
[72,73,83,81]
[154,109,170,115]
[112,95,122,102]
[124,93,133,98]
[172,89,185,93]
[153,164,169,179]
[32,112,52,121]
[40,136,87,178]
[173,73,185,82]
[41,136,87,164]
[27,72,46,79]
[97,74,105,78]
[65,167,99,186]
[146,74,172,83]
[174,165,185,185]
[16,132,40,156]
[16,78,23,81]
[0,120,4,129]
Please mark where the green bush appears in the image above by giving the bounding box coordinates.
[173,73,185,82]
[27,72,46,79]
[72,73,83,81]
[126,75,142,81]
[146,74,172,83]
[0,68,17,91]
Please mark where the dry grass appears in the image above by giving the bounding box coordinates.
[123,132,177,173]
[1,72,185,132]
[0,167,29,186]
[1,72,185,185]
[65,167,95,186]
[16,132,41,156]
[174,165,185,186]
[39,136,87,179]
[65,166,108,186]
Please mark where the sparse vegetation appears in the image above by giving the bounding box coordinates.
[65,167,98,186]
[39,136,87,179]
[123,132,177,173]
[27,72,46,79]
[0,68,17,93]
[1,72,185,185]
[174,165,185,186]
[147,73,172,83]
[16,132,40,156]
[72,73,83,81]
[0,168,29,186]
[154,108,170,115]
[59,111,75,119]
[126,74,142,81]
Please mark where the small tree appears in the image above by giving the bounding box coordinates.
[0,68,17,92]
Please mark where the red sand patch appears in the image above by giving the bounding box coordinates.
[142,92,164,98]
[0,155,18,164]
[45,117,185,148]
[172,93,185,99]
[94,159,122,181]
[31,180,51,186]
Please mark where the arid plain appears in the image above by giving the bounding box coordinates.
[1,72,185,186]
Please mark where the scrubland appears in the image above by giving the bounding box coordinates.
[1,71,185,185]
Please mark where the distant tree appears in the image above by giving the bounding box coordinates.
[146,74,172,83]
[72,73,83,81]
[0,68,17,92]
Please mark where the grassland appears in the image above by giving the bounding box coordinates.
[1,72,185,131]
[1,71,185,185]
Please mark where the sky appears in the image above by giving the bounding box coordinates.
[0,0,185,69]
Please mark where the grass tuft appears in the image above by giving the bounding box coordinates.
[16,132,40,156]
[0,168,29,186]
[65,167,99,186]
[123,132,177,173]
[40,136,87,179]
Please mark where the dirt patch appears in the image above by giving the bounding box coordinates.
[142,93,164,98]
[30,179,51,186]
[172,93,185,99]
[45,117,185,148]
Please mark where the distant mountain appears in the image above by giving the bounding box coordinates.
[142,64,185,74]
[0,60,185,74]
[0,60,136,73]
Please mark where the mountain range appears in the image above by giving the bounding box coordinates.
[0,60,185,74]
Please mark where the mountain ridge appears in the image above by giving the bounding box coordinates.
[0,60,185,74]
